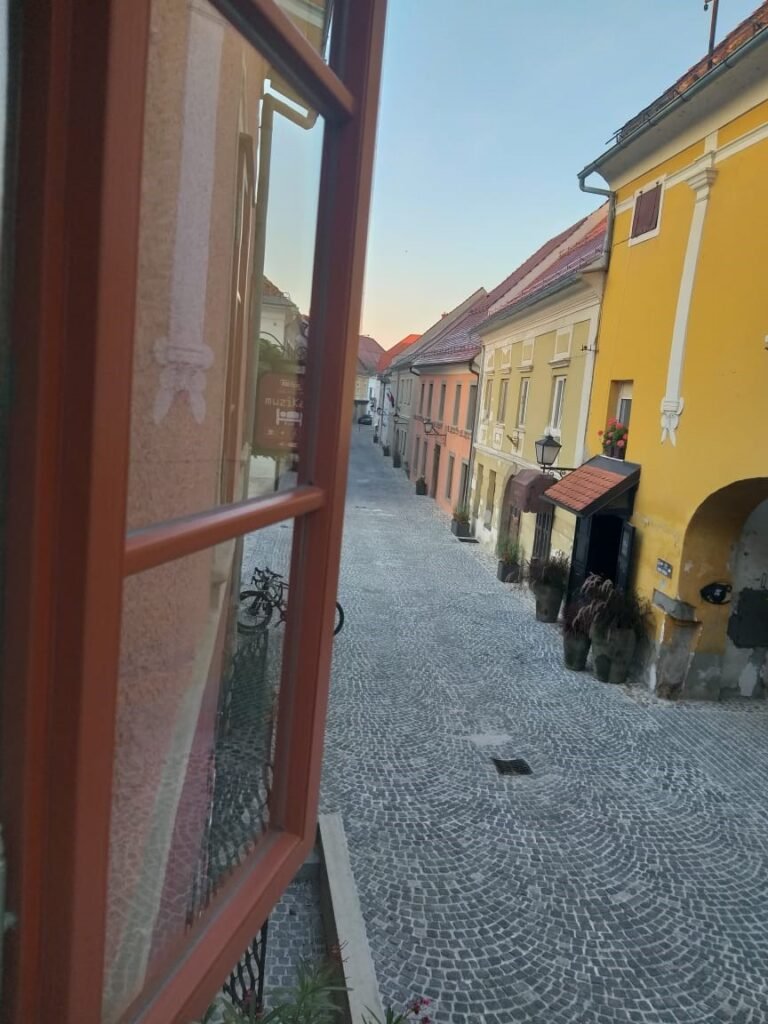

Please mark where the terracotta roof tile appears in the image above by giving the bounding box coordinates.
[377,333,422,372]
[545,466,624,513]
[357,334,385,375]
[616,2,768,143]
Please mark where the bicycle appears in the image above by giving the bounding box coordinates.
[238,566,344,637]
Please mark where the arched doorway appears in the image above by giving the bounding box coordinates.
[670,478,768,699]
[499,474,522,549]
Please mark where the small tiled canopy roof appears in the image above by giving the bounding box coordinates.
[543,456,640,517]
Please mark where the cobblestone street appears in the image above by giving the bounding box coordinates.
[319,428,768,1024]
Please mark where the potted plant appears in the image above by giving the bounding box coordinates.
[373,429,379,444]
[561,602,592,671]
[393,451,402,468]
[496,537,522,582]
[525,553,570,622]
[598,419,628,458]
[382,444,390,457]
[415,476,428,495]
[580,574,649,684]
[450,504,472,538]
[403,461,410,478]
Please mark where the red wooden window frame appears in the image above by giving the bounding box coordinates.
[0,0,387,1021]
[630,182,661,238]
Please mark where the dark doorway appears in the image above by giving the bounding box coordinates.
[532,508,554,562]
[431,444,441,498]
[568,513,627,602]
[587,514,624,580]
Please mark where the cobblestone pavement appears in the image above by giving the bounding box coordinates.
[319,427,768,1024]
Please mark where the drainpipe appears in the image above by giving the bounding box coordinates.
[466,350,482,509]
[575,173,616,464]
[244,91,318,494]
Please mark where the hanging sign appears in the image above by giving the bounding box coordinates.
[254,372,303,453]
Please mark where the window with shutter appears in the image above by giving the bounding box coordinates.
[631,183,662,239]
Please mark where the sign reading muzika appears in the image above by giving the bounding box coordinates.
[254,371,303,452]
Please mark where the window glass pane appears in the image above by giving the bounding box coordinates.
[126,0,324,532]
[452,383,461,426]
[518,378,529,426]
[466,383,477,430]
[103,517,307,1020]
[275,0,332,59]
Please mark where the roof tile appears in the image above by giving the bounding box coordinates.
[545,466,624,513]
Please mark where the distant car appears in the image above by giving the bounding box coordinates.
[357,413,373,425]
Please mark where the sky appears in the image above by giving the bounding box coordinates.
[359,0,758,348]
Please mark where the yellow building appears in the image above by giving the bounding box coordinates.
[471,207,607,562]
[570,5,768,699]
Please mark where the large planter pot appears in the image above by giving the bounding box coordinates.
[382,444,390,457]
[392,452,401,468]
[451,519,471,538]
[497,560,520,583]
[415,480,427,496]
[608,627,637,684]
[590,625,612,681]
[563,632,591,671]
[373,431,379,444]
[533,583,563,623]
[590,625,637,683]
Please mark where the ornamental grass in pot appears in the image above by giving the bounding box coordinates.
[561,602,592,671]
[451,504,471,537]
[497,537,522,582]
[415,476,428,496]
[525,552,570,622]
[393,451,402,468]
[580,574,650,684]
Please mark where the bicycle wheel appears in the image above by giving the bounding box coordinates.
[237,590,273,634]
[333,602,344,636]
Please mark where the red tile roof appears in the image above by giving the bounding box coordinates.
[544,465,625,514]
[616,2,768,143]
[377,333,422,373]
[357,334,385,375]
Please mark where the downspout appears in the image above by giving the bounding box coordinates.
[575,172,615,463]
[244,91,318,494]
[466,350,482,509]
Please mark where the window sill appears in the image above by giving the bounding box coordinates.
[549,356,570,369]
[517,361,533,372]
[628,226,660,246]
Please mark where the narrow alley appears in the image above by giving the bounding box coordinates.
[320,428,768,1024]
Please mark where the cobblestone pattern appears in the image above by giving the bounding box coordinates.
[319,429,768,1024]
[263,876,329,997]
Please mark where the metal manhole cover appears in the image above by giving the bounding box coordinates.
[492,757,532,776]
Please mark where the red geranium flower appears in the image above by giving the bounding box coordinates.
[617,439,626,448]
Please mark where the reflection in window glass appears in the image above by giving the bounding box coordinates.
[104,519,296,1020]
[126,0,324,532]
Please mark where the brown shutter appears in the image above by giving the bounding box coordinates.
[631,184,661,238]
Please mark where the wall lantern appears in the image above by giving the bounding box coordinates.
[535,432,562,470]
[423,418,446,440]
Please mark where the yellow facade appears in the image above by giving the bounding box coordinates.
[472,279,603,563]
[584,63,768,698]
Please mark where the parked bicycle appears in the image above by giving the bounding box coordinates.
[238,565,345,637]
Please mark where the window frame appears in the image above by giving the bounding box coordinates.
[549,375,567,435]
[452,383,462,427]
[446,452,455,500]
[1,1,388,1021]
[437,381,446,422]
[466,383,478,431]
[483,378,493,420]
[628,180,663,244]
[517,377,530,428]
[497,378,508,423]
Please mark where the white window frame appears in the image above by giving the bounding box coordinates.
[483,379,493,421]
[628,179,664,246]
[517,377,530,428]
[549,376,567,436]
[497,378,509,423]
[616,381,633,427]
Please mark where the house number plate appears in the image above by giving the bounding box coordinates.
[656,558,673,578]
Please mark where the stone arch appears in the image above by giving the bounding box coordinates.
[673,478,768,698]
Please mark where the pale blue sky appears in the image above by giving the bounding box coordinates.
[360,0,758,348]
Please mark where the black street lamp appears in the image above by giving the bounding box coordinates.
[535,432,562,470]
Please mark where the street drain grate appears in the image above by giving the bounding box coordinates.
[492,757,532,776]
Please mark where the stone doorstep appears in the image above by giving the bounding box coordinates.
[318,812,385,1024]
